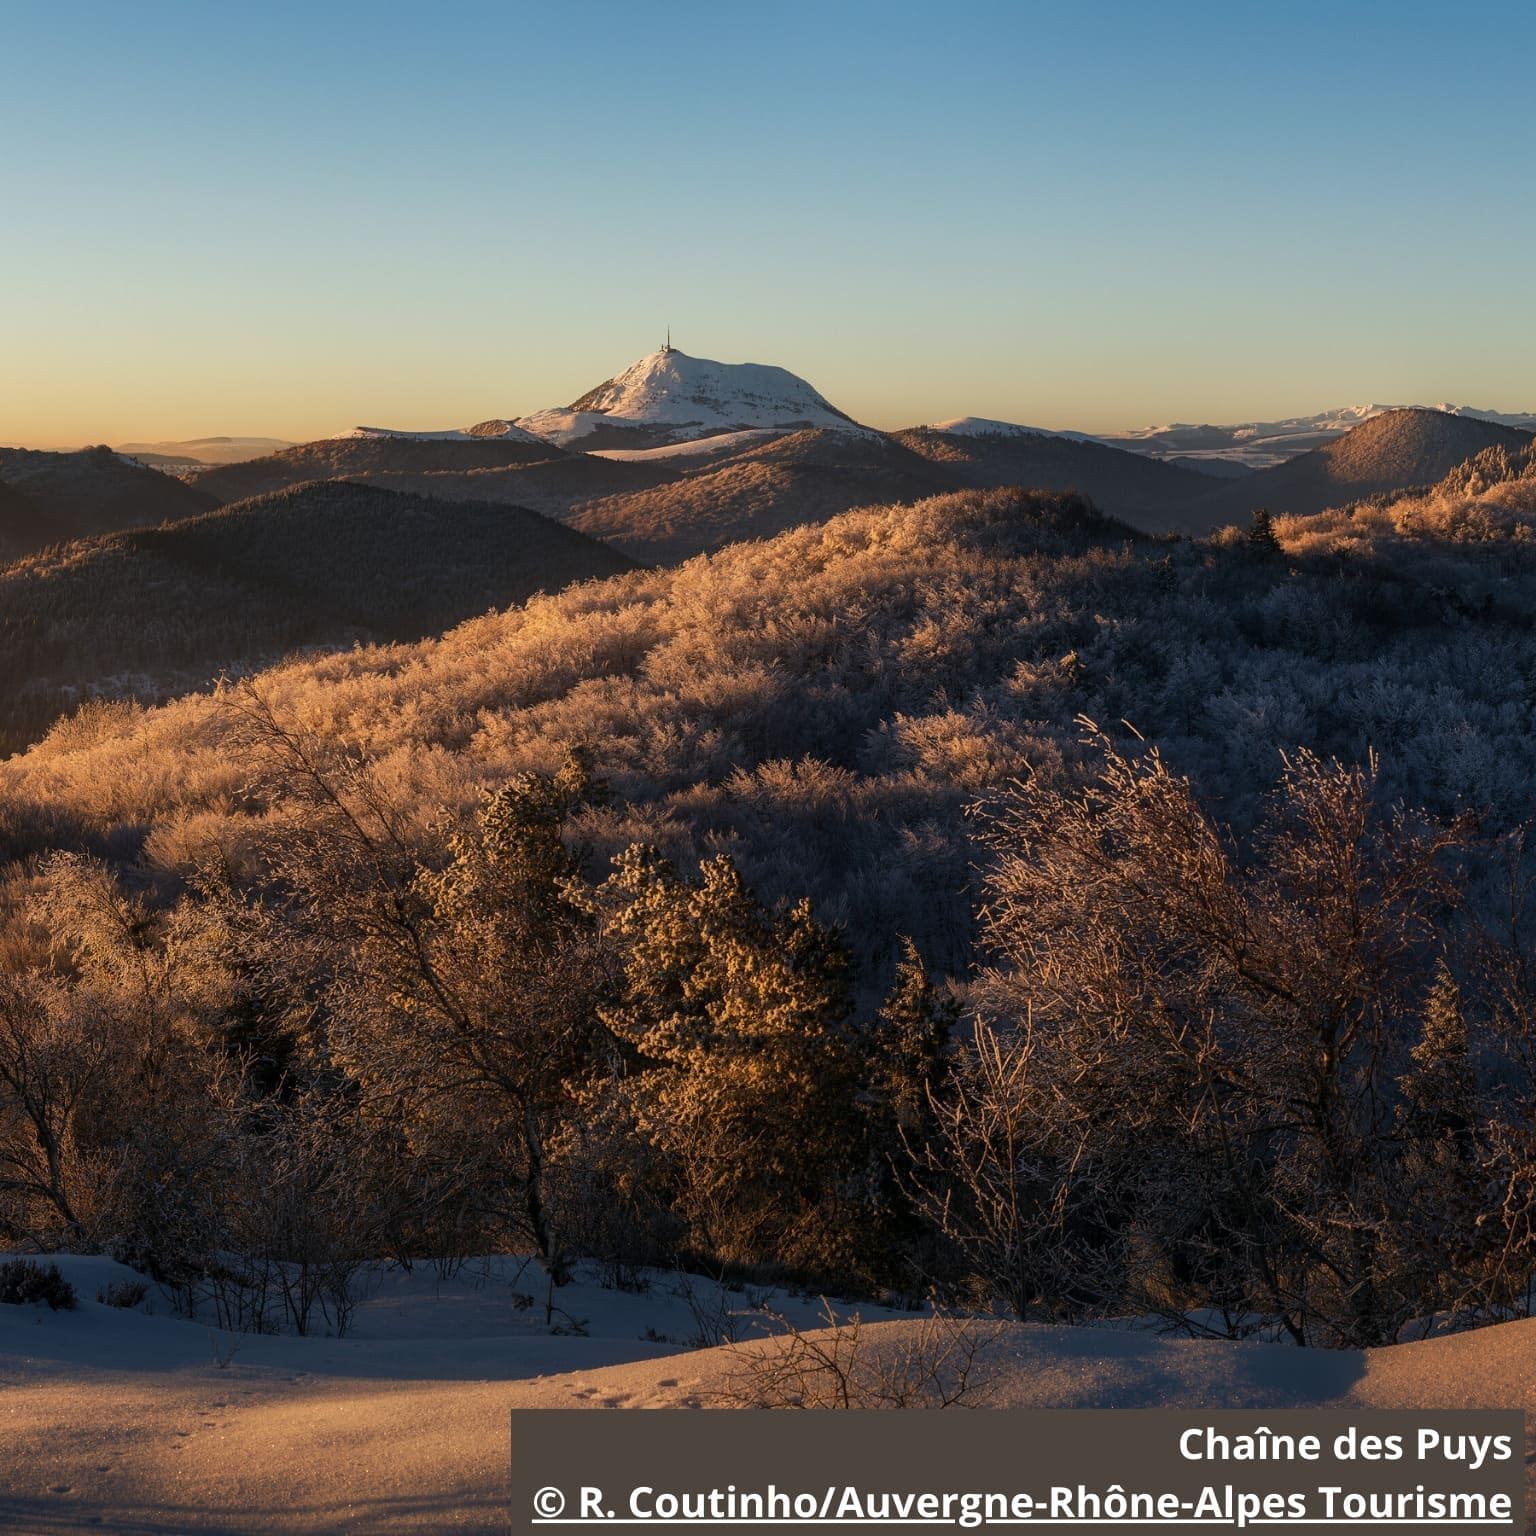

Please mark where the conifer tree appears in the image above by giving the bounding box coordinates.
[858,937,959,1281]
[867,937,957,1141]
[1248,506,1282,554]
[1401,959,1475,1138]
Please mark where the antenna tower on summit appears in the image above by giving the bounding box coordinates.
[663,326,674,354]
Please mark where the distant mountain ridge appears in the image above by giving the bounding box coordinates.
[318,423,1224,562]
[182,390,1536,565]
[337,422,548,445]
[1103,403,1536,470]
[32,350,1533,577]
[893,425,1216,528]
[94,371,1536,481]
[116,436,294,466]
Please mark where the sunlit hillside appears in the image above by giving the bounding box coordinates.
[9,463,1536,976]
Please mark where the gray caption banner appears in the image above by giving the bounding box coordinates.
[510,1409,1525,1535]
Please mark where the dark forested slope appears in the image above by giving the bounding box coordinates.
[187,434,567,503]
[0,446,215,559]
[0,480,635,755]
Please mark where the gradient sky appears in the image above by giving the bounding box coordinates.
[3,0,1532,446]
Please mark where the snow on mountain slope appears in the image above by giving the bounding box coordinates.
[338,421,547,445]
[587,428,780,462]
[1107,404,1536,470]
[1434,403,1536,431]
[928,416,1104,444]
[516,348,862,449]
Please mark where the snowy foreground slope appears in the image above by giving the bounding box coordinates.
[2,1256,1534,1535]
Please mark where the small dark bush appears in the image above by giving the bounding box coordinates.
[0,1259,78,1310]
[97,1278,149,1309]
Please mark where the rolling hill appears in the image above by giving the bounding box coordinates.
[0,446,216,560]
[176,359,1536,572]
[187,433,567,503]
[328,424,1216,561]
[336,453,685,523]
[179,348,1240,560]
[559,428,952,561]
[894,424,1219,528]
[0,480,634,756]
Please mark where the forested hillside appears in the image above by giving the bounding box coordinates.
[9,457,1536,973]
[6,450,1536,1345]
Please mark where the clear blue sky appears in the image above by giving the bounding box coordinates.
[3,0,1532,445]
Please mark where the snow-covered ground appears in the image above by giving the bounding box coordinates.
[586,428,780,462]
[2,1252,1534,1533]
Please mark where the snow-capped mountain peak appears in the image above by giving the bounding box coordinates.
[514,347,861,449]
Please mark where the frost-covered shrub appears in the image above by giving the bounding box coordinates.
[97,1278,148,1309]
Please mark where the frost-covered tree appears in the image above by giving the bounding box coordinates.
[589,846,867,1277]
[317,756,616,1279]
[952,734,1488,1344]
